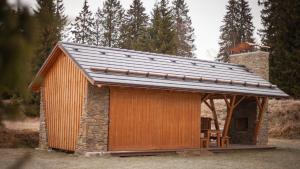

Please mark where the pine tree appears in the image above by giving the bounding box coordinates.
[172,0,195,57]
[148,5,161,53]
[72,0,94,45]
[34,0,60,71]
[55,0,67,40]
[217,0,254,62]
[93,7,103,46]
[238,0,254,43]
[119,0,149,50]
[100,0,125,47]
[149,0,177,55]
[0,0,38,122]
[259,0,300,97]
[62,20,74,42]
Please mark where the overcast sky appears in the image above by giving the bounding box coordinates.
[8,0,263,60]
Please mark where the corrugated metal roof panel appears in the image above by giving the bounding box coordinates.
[59,42,288,97]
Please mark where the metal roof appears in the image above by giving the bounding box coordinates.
[46,42,288,97]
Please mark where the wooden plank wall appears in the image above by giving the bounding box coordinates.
[43,52,87,151]
[109,87,201,151]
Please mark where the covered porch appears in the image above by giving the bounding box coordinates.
[200,93,268,149]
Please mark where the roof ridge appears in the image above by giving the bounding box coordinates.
[59,41,244,67]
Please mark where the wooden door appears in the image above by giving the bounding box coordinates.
[109,87,201,151]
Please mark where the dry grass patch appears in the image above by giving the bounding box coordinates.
[268,99,300,139]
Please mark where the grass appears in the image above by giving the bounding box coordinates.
[0,138,299,169]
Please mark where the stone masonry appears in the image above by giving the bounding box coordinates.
[229,98,257,144]
[39,87,48,150]
[229,51,269,145]
[75,83,109,154]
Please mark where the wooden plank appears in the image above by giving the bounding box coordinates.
[43,51,87,151]
[109,87,201,151]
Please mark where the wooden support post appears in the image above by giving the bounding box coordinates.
[209,99,220,130]
[253,97,268,144]
[222,95,236,137]
[222,95,246,136]
[203,99,220,130]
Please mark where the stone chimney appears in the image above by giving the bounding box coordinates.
[228,50,270,145]
[229,51,269,81]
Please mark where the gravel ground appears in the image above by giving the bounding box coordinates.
[0,138,300,169]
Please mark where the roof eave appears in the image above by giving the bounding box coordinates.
[94,81,289,99]
[28,43,61,91]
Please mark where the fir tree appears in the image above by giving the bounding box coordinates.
[259,0,300,97]
[93,7,103,46]
[172,0,195,57]
[217,0,254,62]
[72,0,94,45]
[100,0,125,47]
[34,0,60,71]
[0,0,38,122]
[148,5,161,53]
[55,0,67,40]
[149,0,177,55]
[238,0,254,43]
[62,20,74,42]
[119,0,149,50]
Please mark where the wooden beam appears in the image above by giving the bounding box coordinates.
[222,95,236,137]
[233,96,246,108]
[201,93,212,102]
[203,99,220,131]
[255,97,263,111]
[253,97,268,144]
[210,99,220,130]
[223,95,230,107]
[203,100,213,110]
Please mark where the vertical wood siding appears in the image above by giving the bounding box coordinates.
[109,87,201,151]
[43,52,87,151]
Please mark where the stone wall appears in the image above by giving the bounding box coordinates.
[229,51,269,145]
[76,84,109,154]
[39,87,48,150]
[229,98,257,144]
[229,51,269,80]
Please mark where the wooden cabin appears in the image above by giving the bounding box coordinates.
[30,42,288,154]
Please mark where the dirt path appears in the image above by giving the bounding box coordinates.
[0,138,300,169]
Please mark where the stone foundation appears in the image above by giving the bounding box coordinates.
[75,84,109,154]
[39,87,48,150]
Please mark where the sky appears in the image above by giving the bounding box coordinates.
[8,0,263,61]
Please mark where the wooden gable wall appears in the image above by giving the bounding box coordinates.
[42,51,87,151]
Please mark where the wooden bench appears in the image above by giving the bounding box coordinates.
[201,129,210,148]
[201,138,209,148]
[210,130,221,147]
[221,136,230,148]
